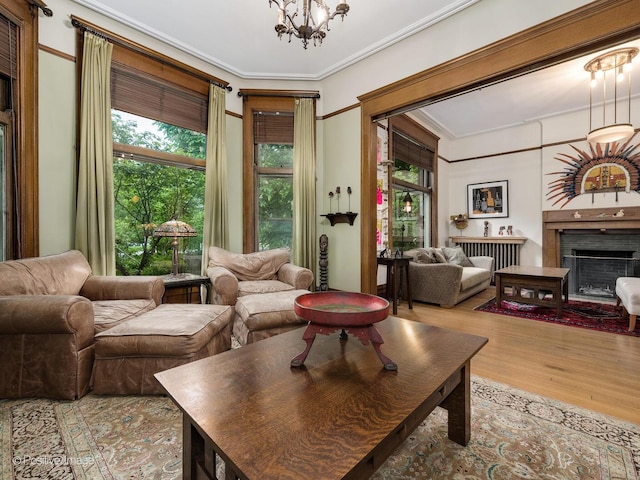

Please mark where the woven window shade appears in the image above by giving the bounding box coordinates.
[111,62,208,133]
[254,112,294,144]
[0,18,17,79]
[392,131,434,171]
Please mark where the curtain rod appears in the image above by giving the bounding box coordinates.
[28,0,53,17]
[70,16,232,92]
[237,89,320,99]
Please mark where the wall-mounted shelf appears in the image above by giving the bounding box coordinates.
[321,212,358,226]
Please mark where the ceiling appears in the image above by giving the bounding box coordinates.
[69,0,639,139]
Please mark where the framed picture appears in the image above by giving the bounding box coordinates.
[467,180,509,219]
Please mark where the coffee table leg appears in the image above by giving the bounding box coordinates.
[367,325,397,371]
[440,362,471,446]
[496,275,503,308]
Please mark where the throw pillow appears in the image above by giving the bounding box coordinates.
[429,247,448,264]
[441,246,474,267]
[414,250,436,264]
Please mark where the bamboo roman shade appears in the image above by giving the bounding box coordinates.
[0,17,17,79]
[392,131,434,171]
[111,62,208,133]
[253,112,294,144]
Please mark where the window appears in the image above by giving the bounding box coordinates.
[74,19,228,275]
[255,112,294,250]
[389,115,438,250]
[241,94,295,252]
[0,2,38,260]
[112,111,205,276]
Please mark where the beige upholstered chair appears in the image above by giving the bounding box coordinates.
[206,247,314,306]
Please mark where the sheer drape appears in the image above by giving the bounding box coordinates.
[293,98,316,283]
[75,32,115,275]
[201,84,229,274]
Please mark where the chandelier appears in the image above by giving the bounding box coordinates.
[269,0,350,49]
[584,47,638,144]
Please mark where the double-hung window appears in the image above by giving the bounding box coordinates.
[254,111,294,250]
[389,115,438,250]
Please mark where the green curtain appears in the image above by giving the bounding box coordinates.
[201,84,229,274]
[293,98,317,284]
[75,32,115,275]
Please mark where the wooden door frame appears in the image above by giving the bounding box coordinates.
[358,0,640,294]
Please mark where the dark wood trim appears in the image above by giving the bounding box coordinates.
[542,207,640,268]
[70,15,230,91]
[320,102,359,120]
[38,44,75,63]
[358,0,640,294]
[241,95,295,252]
[0,0,39,258]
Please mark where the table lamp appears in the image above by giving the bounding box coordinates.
[153,218,197,276]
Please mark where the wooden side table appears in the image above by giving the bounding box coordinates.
[162,273,211,304]
[377,256,413,315]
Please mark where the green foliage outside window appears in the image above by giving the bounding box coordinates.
[112,112,205,276]
[257,144,293,250]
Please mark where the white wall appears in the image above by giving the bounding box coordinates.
[38,50,76,255]
[320,108,361,291]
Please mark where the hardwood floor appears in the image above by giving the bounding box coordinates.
[395,287,640,425]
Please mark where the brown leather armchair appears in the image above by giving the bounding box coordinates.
[0,250,164,399]
[206,246,313,305]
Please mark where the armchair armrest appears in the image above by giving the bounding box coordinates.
[80,275,165,306]
[408,262,463,307]
[277,263,314,290]
[469,256,495,273]
[207,265,239,305]
[0,295,94,348]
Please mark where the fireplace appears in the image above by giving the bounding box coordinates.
[543,207,640,299]
[562,248,639,299]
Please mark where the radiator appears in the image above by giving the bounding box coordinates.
[451,237,527,272]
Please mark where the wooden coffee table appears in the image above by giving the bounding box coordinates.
[495,265,570,318]
[155,316,487,480]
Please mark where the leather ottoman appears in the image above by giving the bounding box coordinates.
[233,289,309,345]
[92,303,233,394]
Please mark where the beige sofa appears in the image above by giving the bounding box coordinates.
[206,246,314,305]
[0,250,164,399]
[403,247,494,308]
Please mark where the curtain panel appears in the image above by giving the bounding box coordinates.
[75,32,115,275]
[201,84,229,273]
[293,98,316,283]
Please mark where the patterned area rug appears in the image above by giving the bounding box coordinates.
[1,377,638,479]
[475,297,640,337]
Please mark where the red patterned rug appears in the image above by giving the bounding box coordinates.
[475,297,640,337]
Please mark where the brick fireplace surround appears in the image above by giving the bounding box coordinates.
[543,206,640,268]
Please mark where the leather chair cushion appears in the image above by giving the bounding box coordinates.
[94,303,233,357]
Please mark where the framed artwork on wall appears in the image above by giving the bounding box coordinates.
[467,180,509,218]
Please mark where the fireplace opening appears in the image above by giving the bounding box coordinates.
[562,249,639,299]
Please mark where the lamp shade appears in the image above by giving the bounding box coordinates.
[153,219,197,238]
[586,124,634,145]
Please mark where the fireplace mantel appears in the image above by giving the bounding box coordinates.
[543,207,640,267]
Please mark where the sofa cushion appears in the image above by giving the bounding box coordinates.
[92,299,157,333]
[442,246,474,267]
[460,267,492,291]
[208,247,291,281]
[238,280,295,297]
[0,250,91,296]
